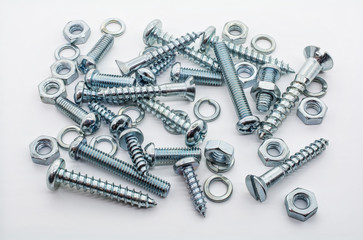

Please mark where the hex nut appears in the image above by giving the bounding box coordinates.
[251,81,281,105]
[63,20,91,45]
[285,188,318,222]
[29,136,60,165]
[38,78,67,105]
[50,59,79,85]
[258,138,289,167]
[297,97,328,125]
[205,140,234,166]
[235,62,258,88]
[222,20,248,45]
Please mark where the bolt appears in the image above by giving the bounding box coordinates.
[74,78,196,105]
[250,64,281,112]
[85,69,136,89]
[144,142,202,168]
[245,138,329,202]
[69,136,171,197]
[46,158,157,208]
[137,98,207,147]
[258,46,334,140]
[78,34,115,74]
[170,62,223,86]
[143,19,220,72]
[174,157,207,217]
[116,31,201,75]
[214,42,260,134]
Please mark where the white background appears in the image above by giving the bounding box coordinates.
[0,0,362,239]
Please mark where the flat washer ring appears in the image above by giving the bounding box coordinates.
[57,125,84,149]
[303,76,328,98]
[89,135,118,156]
[100,18,126,37]
[54,43,80,61]
[118,105,145,127]
[206,157,235,173]
[203,175,233,203]
[251,34,276,55]
[194,97,221,122]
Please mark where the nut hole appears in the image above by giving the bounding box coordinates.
[237,65,254,78]
[35,140,53,155]
[228,25,243,36]
[44,82,60,95]
[267,142,282,157]
[69,24,84,35]
[304,100,322,116]
[56,63,71,75]
[293,193,310,210]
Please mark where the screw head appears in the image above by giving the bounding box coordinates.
[109,115,132,138]
[144,142,155,161]
[68,136,87,160]
[80,112,101,135]
[46,158,65,191]
[118,128,144,150]
[185,120,208,147]
[135,68,156,86]
[303,45,334,71]
[170,62,181,82]
[84,69,98,88]
[173,157,199,175]
[74,81,86,104]
[77,55,96,74]
[199,26,216,52]
[245,175,268,202]
[236,115,260,134]
[183,77,196,102]
[143,19,162,46]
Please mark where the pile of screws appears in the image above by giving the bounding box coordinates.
[30,18,333,221]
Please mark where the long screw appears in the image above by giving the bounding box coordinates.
[137,98,207,147]
[245,138,328,202]
[85,69,136,89]
[68,137,171,197]
[258,46,334,140]
[46,158,157,208]
[116,32,201,75]
[144,142,202,168]
[214,42,259,134]
[170,62,223,86]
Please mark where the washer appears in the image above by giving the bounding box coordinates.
[100,18,126,37]
[57,125,84,149]
[206,158,235,173]
[89,135,118,156]
[203,175,233,203]
[54,43,80,61]
[194,97,221,122]
[118,105,145,127]
[303,76,328,98]
[251,34,276,55]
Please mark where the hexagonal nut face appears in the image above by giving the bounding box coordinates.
[50,59,79,85]
[235,62,258,89]
[258,138,289,167]
[63,20,91,45]
[38,78,67,105]
[222,20,248,45]
[251,81,281,103]
[297,97,328,125]
[29,136,60,165]
[204,140,234,165]
[285,188,318,222]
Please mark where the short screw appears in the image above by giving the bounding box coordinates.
[214,42,260,134]
[174,157,207,217]
[258,46,334,140]
[245,138,329,202]
[85,69,136,89]
[137,98,208,147]
[170,62,223,86]
[46,158,157,208]
[144,142,202,168]
[68,137,171,197]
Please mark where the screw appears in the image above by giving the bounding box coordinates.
[214,42,260,134]
[116,31,201,75]
[74,78,196,105]
[144,142,202,168]
[78,34,115,74]
[196,26,219,53]
[137,98,207,147]
[170,62,223,86]
[85,69,136,89]
[245,138,329,202]
[68,137,171,197]
[173,157,207,217]
[258,46,334,140]
[46,158,157,208]
[143,19,220,72]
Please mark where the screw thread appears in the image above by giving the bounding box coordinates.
[87,34,114,63]
[56,168,156,208]
[256,93,273,113]
[182,166,207,217]
[260,67,279,83]
[88,71,135,88]
[150,54,175,76]
[152,147,201,166]
[55,97,88,124]
[88,101,116,124]
[75,142,171,197]
[125,135,149,175]
[177,67,223,86]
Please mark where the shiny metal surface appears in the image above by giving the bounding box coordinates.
[193,98,221,122]
[100,18,126,37]
[222,20,248,45]
[203,175,233,203]
[297,97,328,125]
[251,34,276,55]
[118,105,145,127]
[89,135,118,156]
[56,125,84,149]
[38,78,67,105]
[162,110,190,135]
[63,20,91,45]
[234,62,258,89]
[54,43,80,61]
[303,76,328,98]
[205,140,234,173]
[258,138,289,167]
[29,135,60,165]
[285,188,318,222]
[50,59,79,85]
[85,69,136,89]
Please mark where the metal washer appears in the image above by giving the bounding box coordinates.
[100,18,126,37]
[206,157,235,173]
[251,34,276,55]
[89,135,118,156]
[194,97,221,122]
[203,175,233,203]
[303,76,328,98]
[118,105,145,127]
[57,125,84,149]
[54,43,80,61]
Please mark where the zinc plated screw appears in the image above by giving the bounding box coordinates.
[196,26,219,53]
[143,19,220,72]
[170,62,223,86]
[85,69,136,89]
[68,136,171,197]
[174,157,207,217]
[46,158,157,208]
[116,31,201,75]
[144,142,202,168]
[137,98,208,147]
[214,42,260,134]
[258,46,334,140]
[245,138,329,202]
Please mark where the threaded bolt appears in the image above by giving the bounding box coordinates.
[246,138,329,202]
[174,157,207,217]
[46,158,157,208]
[85,69,136,89]
[214,42,260,134]
[69,137,171,197]
[170,62,223,86]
